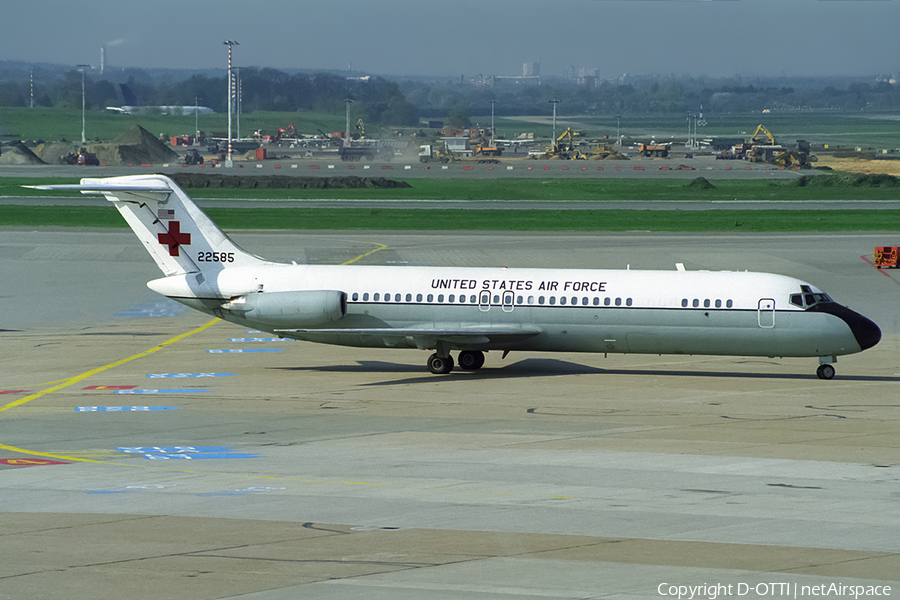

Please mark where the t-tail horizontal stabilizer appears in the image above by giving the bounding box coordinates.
[30,175,267,277]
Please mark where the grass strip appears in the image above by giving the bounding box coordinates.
[1,205,896,232]
[8,175,900,202]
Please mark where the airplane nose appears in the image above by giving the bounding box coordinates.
[814,303,881,351]
[852,313,882,351]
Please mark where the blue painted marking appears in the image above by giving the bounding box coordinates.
[147,373,235,378]
[76,406,180,412]
[207,349,284,353]
[117,446,233,454]
[114,389,208,394]
[115,300,187,318]
[197,486,285,497]
[143,453,258,460]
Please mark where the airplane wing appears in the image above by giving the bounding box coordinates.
[276,324,543,349]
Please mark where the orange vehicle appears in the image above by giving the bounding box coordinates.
[874,246,899,268]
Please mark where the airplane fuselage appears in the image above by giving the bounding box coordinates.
[151,263,875,362]
[35,174,880,378]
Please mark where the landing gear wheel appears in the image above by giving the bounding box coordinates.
[427,353,454,374]
[816,364,835,380]
[458,350,485,371]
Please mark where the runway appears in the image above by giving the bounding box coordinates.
[2,229,899,599]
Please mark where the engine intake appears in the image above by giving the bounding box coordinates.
[223,290,346,327]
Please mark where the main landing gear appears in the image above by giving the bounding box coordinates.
[427,350,485,374]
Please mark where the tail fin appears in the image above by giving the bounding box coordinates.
[32,174,266,277]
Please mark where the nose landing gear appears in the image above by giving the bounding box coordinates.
[816,363,836,380]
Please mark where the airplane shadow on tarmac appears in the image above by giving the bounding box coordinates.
[273,357,900,386]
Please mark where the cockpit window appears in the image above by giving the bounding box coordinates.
[791,288,833,309]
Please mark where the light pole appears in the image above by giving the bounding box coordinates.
[344,98,353,146]
[223,40,238,167]
[76,64,91,145]
[490,98,496,147]
[548,99,560,147]
[615,114,621,146]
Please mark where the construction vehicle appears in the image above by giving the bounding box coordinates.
[419,143,501,164]
[76,147,99,166]
[744,125,813,168]
[542,128,589,159]
[418,144,451,163]
[637,142,670,158]
[339,140,393,162]
[874,246,899,269]
[588,142,620,159]
[183,149,203,165]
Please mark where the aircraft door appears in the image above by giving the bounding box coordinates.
[502,291,515,312]
[758,298,775,328]
[479,290,491,312]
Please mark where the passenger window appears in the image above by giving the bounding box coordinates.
[560,297,567,305]
[681,299,688,307]
[549,296,556,305]
[438,294,444,303]
[538,296,545,305]
[704,299,711,308]
[427,294,433,302]
[470,295,476,303]
[493,295,500,304]
[715,299,722,308]
[615,298,622,306]
[692,299,700,308]
[604,297,611,306]
[352,292,359,301]
[416,293,423,302]
[726,299,733,308]
[626,298,633,307]
[517,295,524,304]
[449,294,455,303]
[406,293,412,302]
[528,295,535,305]
[363,293,370,301]
[593,297,599,306]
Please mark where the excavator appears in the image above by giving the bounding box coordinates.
[544,128,589,160]
[745,124,813,168]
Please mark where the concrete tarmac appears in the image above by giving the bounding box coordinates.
[2,229,899,599]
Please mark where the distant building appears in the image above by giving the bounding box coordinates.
[523,62,540,77]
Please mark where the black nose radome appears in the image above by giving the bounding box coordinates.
[810,303,881,351]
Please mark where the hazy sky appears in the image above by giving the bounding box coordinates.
[5,0,899,78]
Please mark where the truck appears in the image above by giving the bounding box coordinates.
[338,141,393,162]
[419,144,501,164]
[637,142,670,158]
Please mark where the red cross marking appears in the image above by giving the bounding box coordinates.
[158,221,191,257]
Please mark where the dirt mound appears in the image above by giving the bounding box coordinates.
[685,176,716,189]
[99,124,178,165]
[816,156,900,177]
[170,173,412,190]
[30,125,178,166]
[790,173,900,188]
[32,141,80,164]
[0,142,46,165]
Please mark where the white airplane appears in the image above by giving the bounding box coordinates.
[32,174,880,379]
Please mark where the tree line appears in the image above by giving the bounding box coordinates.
[1,62,898,126]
